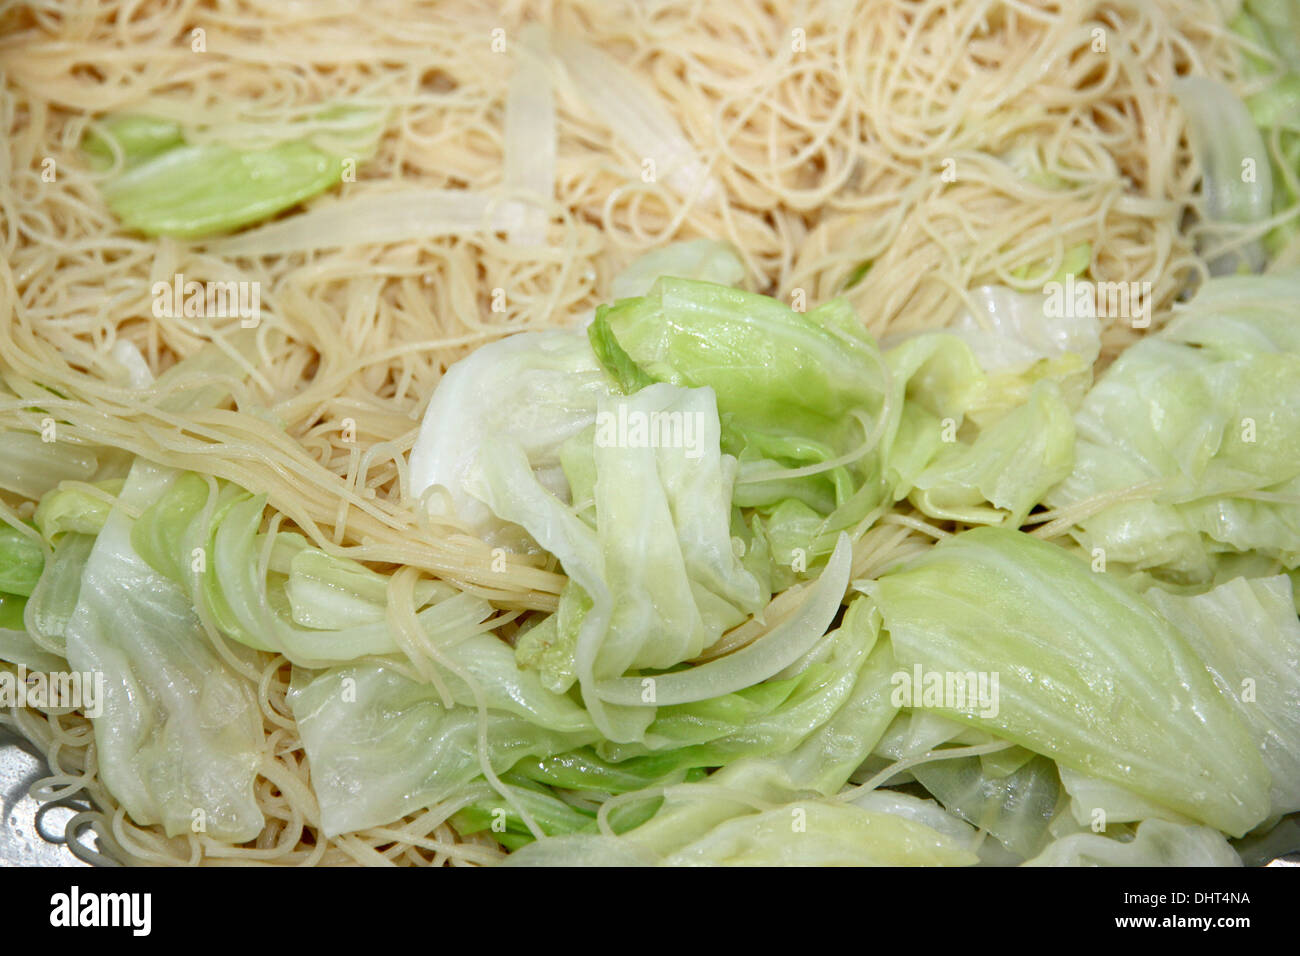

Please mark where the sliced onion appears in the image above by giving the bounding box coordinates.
[1173,77,1273,274]
[206,189,527,257]
[594,533,851,706]
[504,24,556,246]
[555,33,717,201]
[110,339,156,388]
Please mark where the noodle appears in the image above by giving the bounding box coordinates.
[0,0,1260,865]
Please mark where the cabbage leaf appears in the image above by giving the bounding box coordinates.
[61,461,266,842]
[865,526,1271,837]
[1045,272,1300,583]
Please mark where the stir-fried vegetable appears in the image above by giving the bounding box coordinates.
[84,108,386,238]
[3,260,1299,867]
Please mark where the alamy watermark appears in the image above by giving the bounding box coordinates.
[1043,273,1152,328]
[49,886,151,936]
[594,404,707,460]
[152,272,260,327]
[890,664,1000,718]
[0,665,105,717]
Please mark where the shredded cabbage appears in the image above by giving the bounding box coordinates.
[865,526,1271,837]
[1146,574,1300,817]
[1046,271,1300,583]
[288,662,597,836]
[1027,819,1244,867]
[408,329,613,545]
[86,107,386,238]
[62,461,267,841]
[8,248,1299,867]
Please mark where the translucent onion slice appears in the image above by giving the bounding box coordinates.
[504,24,556,246]
[1173,77,1273,274]
[555,33,717,201]
[207,189,528,257]
[593,533,851,706]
